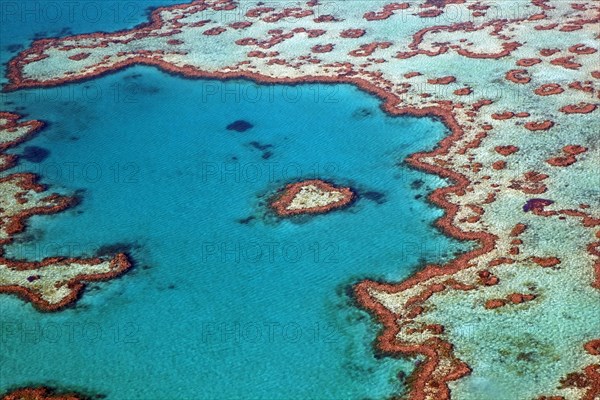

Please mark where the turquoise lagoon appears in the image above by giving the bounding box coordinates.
[0,3,470,399]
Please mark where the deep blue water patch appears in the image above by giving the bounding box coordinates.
[226,120,254,132]
[21,146,50,163]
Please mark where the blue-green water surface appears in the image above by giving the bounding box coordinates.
[0,3,469,399]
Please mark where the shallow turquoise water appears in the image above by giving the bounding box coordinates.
[0,3,469,399]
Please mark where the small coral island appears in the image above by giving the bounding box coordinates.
[271,179,355,217]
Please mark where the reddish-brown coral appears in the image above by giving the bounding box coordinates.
[560,103,597,114]
[0,253,131,311]
[584,339,600,356]
[491,112,514,120]
[427,76,456,85]
[524,120,555,131]
[453,87,472,96]
[270,179,355,217]
[547,145,587,167]
[534,83,564,96]
[495,145,519,156]
[311,44,334,53]
[340,29,366,38]
[531,257,561,268]
[505,69,531,84]
[363,3,409,21]
[67,52,91,61]
[517,58,542,67]
[349,42,392,57]
[2,387,87,400]
[203,27,226,36]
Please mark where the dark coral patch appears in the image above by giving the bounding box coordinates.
[237,215,256,224]
[523,198,553,212]
[249,141,272,151]
[361,191,386,204]
[227,120,253,132]
[21,146,50,163]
